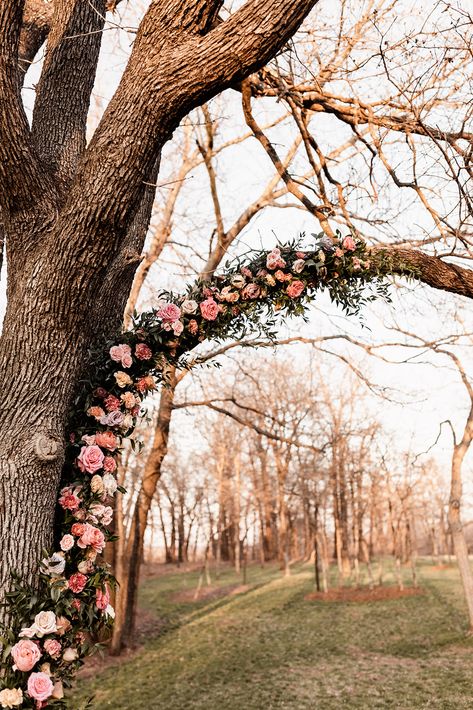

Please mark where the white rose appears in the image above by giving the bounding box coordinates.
[78,559,94,574]
[41,552,65,577]
[121,414,134,430]
[34,610,57,637]
[0,688,23,709]
[62,647,79,663]
[230,274,246,289]
[105,604,115,619]
[18,625,36,639]
[103,473,118,497]
[292,259,306,274]
[181,299,197,314]
[317,250,326,263]
[90,474,104,495]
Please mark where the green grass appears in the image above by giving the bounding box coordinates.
[75,560,473,709]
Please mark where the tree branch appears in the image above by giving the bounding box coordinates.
[31,0,107,181]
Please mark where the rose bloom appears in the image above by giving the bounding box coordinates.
[120,391,135,409]
[90,474,105,495]
[266,248,286,270]
[187,319,199,335]
[135,342,152,360]
[62,647,79,663]
[77,444,104,474]
[334,247,344,258]
[100,410,124,428]
[103,455,117,473]
[71,523,86,536]
[292,259,306,274]
[58,489,81,512]
[95,431,117,451]
[230,274,246,289]
[96,586,110,611]
[41,552,65,576]
[0,688,23,708]
[11,640,41,672]
[68,573,88,594]
[27,672,53,702]
[286,280,305,298]
[78,559,94,574]
[181,299,197,314]
[114,371,133,388]
[43,639,61,660]
[87,406,104,420]
[104,395,120,412]
[77,523,106,553]
[56,617,72,636]
[137,375,156,393]
[172,320,184,336]
[60,534,74,552]
[200,297,220,321]
[342,235,356,251]
[157,302,181,323]
[109,343,132,368]
[89,504,113,526]
[33,611,57,638]
[274,269,291,282]
[103,473,118,497]
[265,274,276,287]
[241,283,261,300]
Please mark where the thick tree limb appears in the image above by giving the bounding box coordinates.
[18,0,54,81]
[372,247,473,300]
[31,0,107,181]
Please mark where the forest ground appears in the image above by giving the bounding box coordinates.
[75,559,473,709]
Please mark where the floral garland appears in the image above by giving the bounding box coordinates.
[0,234,399,708]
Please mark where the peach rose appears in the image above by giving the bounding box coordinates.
[114,371,133,388]
[11,640,41,672]
[27,672,53,702]
[95,431,117,451]
[286,280,305,298]
[77,523,105,553]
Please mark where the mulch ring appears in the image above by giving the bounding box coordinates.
[305,586,424,603]
[171,583,250,604]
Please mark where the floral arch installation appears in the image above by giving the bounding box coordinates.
[0,234,402,708]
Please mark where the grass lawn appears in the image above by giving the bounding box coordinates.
[75,560,473,709]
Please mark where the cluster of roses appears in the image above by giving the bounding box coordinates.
[1,234,382,708]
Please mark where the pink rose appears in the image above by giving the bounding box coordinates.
[71,523,86,537]
[27,672,53,702]
[121,392,136,409]
[82,434,96,446]
[241,283,261,300]
[295,251,307,259]
[157,302,181,323]
[96,586,110,611]
[43,639,62,659]
[104,395,120,412]
[77,523,105,553]
[135,343,152,360]
[266,248,286,270]
[95,431,117,451]
[11,640,41,672]
[334,247,344,258]
[103,455,117,472]
[68,573,88,594]
[172,320,184,336]
[58,488,81,512]
[342,235,356,251]
[274,269,291,282]
[77,445,104,474]
[60,534,74,552]
[286,280,305,298]
[109,344,133,368]
[200,298,220,321]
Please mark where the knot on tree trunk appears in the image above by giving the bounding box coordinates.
[33,433,62,462]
